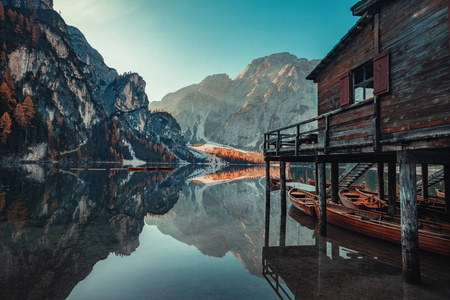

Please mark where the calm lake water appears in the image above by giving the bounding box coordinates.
[0,163,449,299]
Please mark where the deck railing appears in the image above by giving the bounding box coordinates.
[264,97,377,156]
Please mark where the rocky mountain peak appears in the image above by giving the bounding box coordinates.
[1,0,53,10]
[198,74,232,99]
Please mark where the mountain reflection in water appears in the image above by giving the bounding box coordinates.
[1,164,449,299]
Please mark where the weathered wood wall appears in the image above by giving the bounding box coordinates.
[315,0,449,150]
[379,0,450,137]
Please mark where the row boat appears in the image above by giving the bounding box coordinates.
[436,188,445,198]
[270,178,293,191]
[339,189,387,211]
[288,188,318,217]
[313,201,450,256]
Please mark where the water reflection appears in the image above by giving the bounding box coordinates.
[0,164,193,300]
[264,198,450,299]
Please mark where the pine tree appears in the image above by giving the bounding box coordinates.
[0,112,12,143]
[22,96,35,121]
[0,2,4,22]
[7,9,17,23]
[0,44,7,67]
[0,82,16,113]
[13,103,27,128]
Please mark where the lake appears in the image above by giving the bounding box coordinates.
[0,163,449,299]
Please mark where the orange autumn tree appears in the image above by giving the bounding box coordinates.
[0,82,17,113]
[0,2,4,21]
[13,103,27,128]
[0,112,12,143]
[22,96,35,122]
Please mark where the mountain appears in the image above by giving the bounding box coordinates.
[0,0,195,162]
[150,53,319,151]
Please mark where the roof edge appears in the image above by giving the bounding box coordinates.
[351,0,381,16]
[306,12,373,82]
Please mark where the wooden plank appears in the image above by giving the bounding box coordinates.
[399,161,420,285]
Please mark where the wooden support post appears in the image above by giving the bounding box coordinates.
[421,164,428,200]
[388,161,397,215]
[331,162,339,204]
[318,162,327,236]
[315,162,319,195]
[400,161,420,285]
[445,164,450,216]
[378,163,385,201]
[265,159,271,248]
[280,160,287,247]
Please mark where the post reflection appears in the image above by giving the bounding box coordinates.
[263,201,450,299]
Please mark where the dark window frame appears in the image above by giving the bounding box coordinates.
[351,60,374,104]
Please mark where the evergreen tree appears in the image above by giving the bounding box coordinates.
[0,44,7,67]
[0,112,11,143]
[0,2,4,22]
[22,96,35,121]
[13,103,27,128]
[0,82,17,113]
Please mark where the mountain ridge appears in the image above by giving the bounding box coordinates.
[150,52,319,151]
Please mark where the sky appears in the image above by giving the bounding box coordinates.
[53,0,358,102]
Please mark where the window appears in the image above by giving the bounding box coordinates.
[339,50,390,108]
[352,61,374,102]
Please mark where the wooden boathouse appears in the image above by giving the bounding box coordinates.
[264,0,450,284]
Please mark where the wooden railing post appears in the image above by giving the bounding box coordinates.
[295,125,300,156]
[265,158,271,248]
[280,160,287,247]
[421,164,428,200]
[324,115,330,154]
[276,131,280,156]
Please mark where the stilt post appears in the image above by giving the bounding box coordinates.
[265,158,271,247]
[280,160,287,247]
[318,162,327,236]
[399,157,420,285]
[445,164,450,216]
[378,163,385,200]
[421,164,428,200]
[331,162,339,204]
[388,161,396,215]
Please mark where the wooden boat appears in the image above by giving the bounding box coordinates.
[436,188,445,198]
[127,167,145,171]
[270,178,293,191]
[288,188,318,217]
[339,189,387,211]
[307,179,365,190]
[307,179,331,188]
[145,166,175,171]
[313,201,450,256]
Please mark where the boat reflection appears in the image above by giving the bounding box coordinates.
[263,204,450,299]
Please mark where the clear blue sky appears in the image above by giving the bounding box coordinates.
[53,0,358,102]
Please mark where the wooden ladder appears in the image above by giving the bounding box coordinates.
[327,163,374,195]
[416,169,444,193]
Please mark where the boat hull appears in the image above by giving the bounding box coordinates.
[314,202,450,256]
[289,188,317,217]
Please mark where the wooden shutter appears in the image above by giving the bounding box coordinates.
[374,50,390,95]
[340,73,351,107]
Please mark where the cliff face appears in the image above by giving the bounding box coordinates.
[0,1,193,162]
[150,53,319,151]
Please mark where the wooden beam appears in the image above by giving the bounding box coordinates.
[280,161,287,247]
[445,164,450,217]
[265,159,271,247]
[399,162,420,285]
[318,163,327,236]
[388,161,397,215]
[421,164,428,200]
[378,163,385,201]
[331,162,339,204]
[397,149,450,164]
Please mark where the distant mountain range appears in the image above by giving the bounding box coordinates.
[150,53,319,151]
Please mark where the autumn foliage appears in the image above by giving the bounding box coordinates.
[199,146,264,164]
